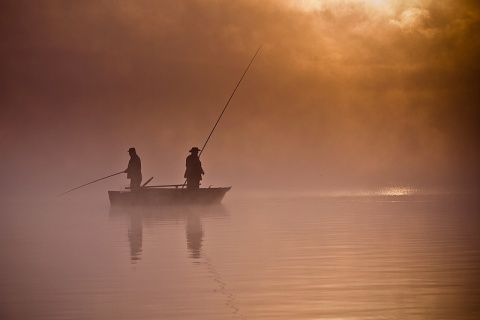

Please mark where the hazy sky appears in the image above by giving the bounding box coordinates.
[1,0,479,198]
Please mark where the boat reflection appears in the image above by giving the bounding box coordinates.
[109,204,228,263]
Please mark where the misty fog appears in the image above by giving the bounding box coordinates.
[1,0,479,199]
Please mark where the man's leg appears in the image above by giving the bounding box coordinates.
[187,179,200,189]
[131,176,142,190]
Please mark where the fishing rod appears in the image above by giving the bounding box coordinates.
[199,44,262,157]
[182,45,262,188]
[57,171,124,197]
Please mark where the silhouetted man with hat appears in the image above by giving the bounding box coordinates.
[124,147,142,190]
[184,147,204,189]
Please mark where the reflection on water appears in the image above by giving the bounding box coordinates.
[108,204,242,317]
[0,193,479,319]
[127,214,143,262]
[186,214,204,259]
[109,204,227,263]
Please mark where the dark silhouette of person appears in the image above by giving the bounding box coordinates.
[124,147,142,190]
[184,147,204,189]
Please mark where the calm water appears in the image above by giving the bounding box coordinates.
[1,191,479,319]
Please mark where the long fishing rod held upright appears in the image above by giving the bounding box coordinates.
[199,44,262,157]
[182,45,262,188]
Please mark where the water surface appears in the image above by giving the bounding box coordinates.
[1,192,479,319]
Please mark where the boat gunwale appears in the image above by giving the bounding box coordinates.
[108,186,231,206]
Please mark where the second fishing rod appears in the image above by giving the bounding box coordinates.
[182,45,262,188]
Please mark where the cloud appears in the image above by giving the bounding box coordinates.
[390,7,434,35]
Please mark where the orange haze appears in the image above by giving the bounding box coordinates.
[1,0,479,198]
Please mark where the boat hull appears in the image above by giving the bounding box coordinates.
[108,187,231,206]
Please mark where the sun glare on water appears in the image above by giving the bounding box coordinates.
[375,187,418,196]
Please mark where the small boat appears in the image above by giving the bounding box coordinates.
[108,185,231,206]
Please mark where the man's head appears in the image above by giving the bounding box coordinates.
[189,147,201,154]
[128,147,136,155]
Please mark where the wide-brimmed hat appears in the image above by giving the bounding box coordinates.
[189,147,201,152]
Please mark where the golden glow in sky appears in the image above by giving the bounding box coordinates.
[286,0,395,12]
